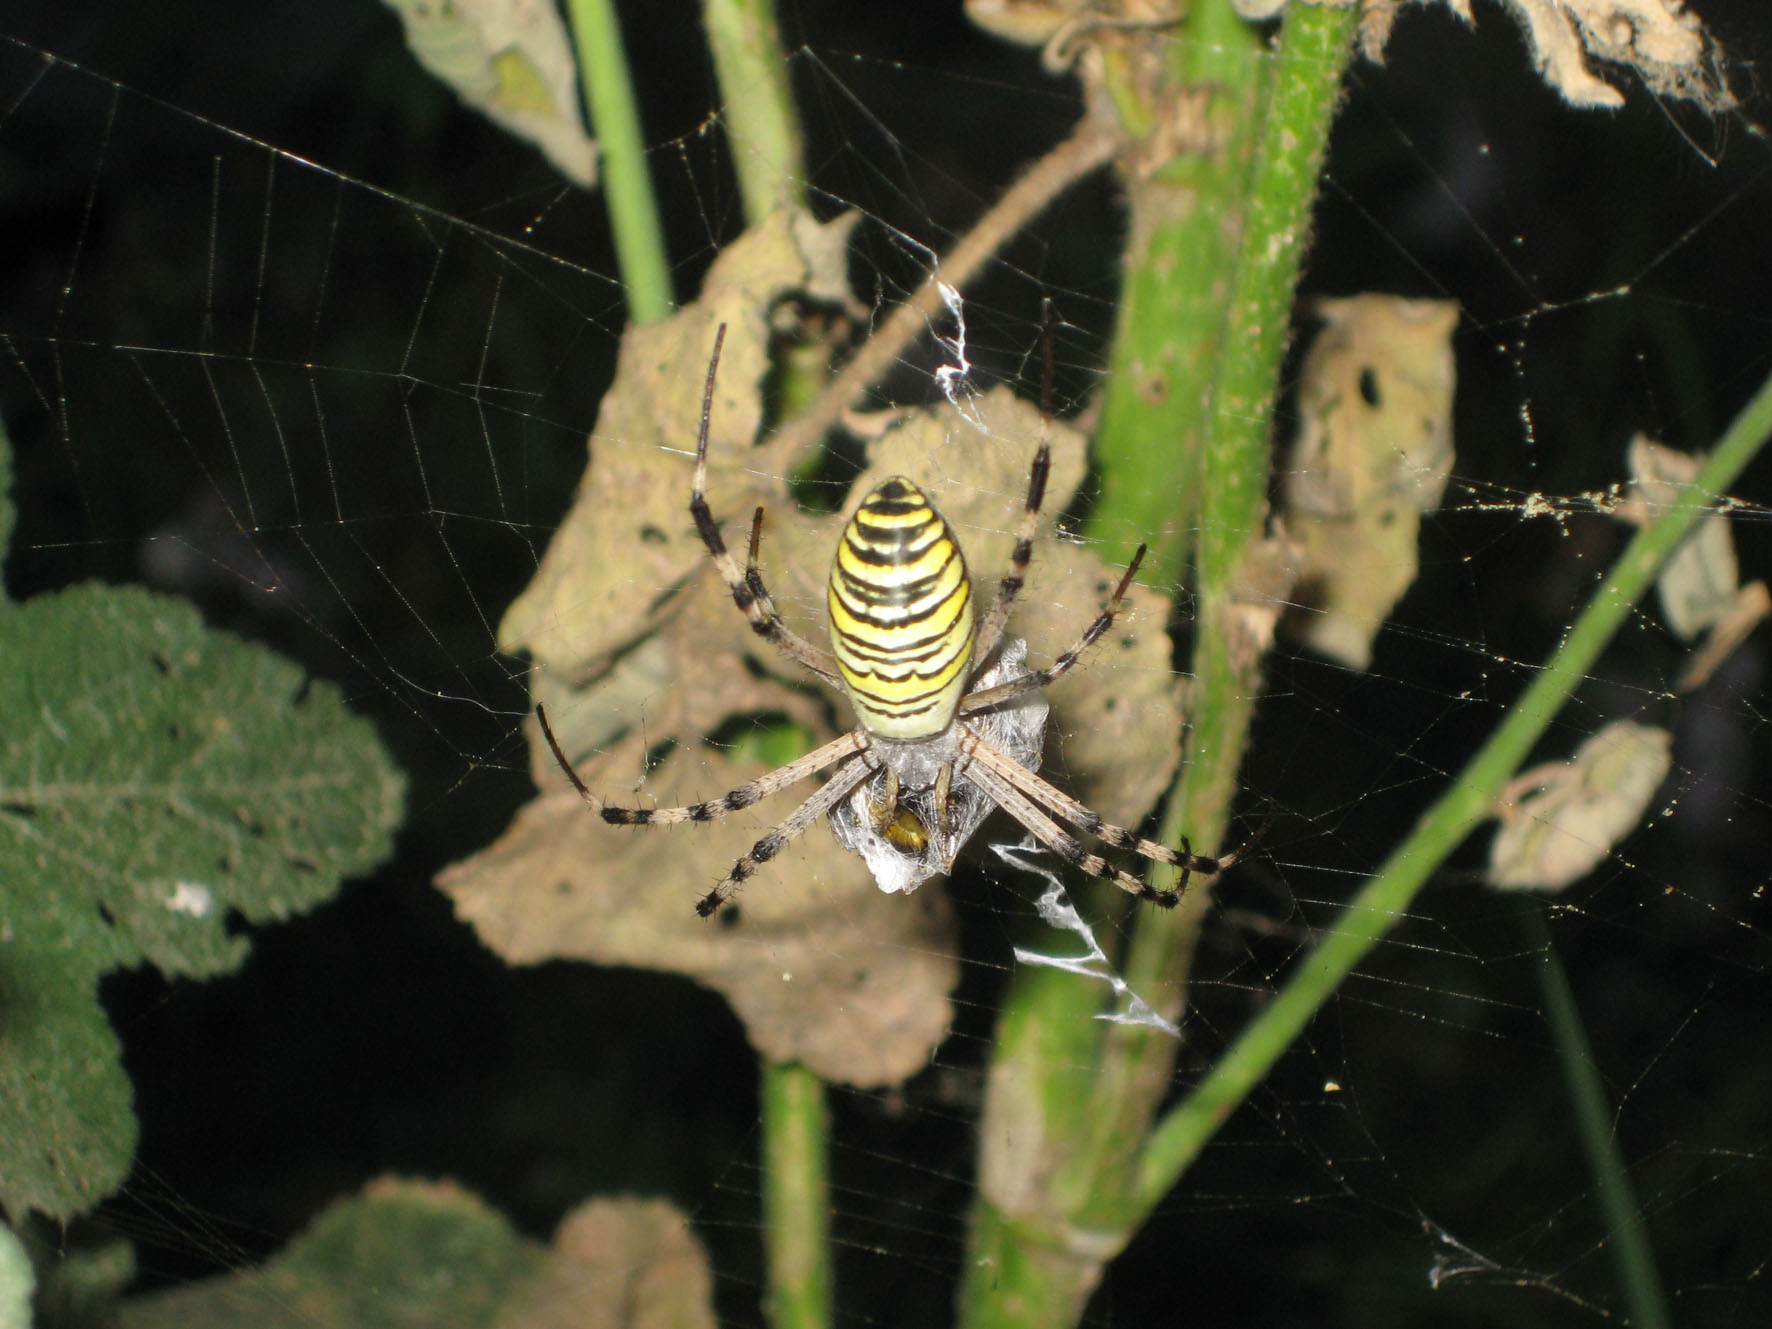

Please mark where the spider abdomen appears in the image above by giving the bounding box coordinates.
[827,477,976,740]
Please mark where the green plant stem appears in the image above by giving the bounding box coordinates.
[1077,0,1358,1234]
[1131,363,1772,1217]
[698,17,831,1328]
[761,1060,833,1329]
[1528,906,1671,1329]
[703,0,804,217]
[564,0,673,323]
[1087,0,1270,588]
[959,7,1356,1326]
[1128,0,1357,974]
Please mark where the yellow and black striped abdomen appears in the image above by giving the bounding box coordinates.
[828,477,975,740]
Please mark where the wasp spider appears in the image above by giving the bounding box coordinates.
[537,325,1246,917]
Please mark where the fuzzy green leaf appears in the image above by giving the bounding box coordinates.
[0,582,404,1222]
[0,410,13,587]
[115,1182,718,1329]
[116,1179,537,1329]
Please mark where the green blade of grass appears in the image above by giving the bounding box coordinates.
[1527,905,1671,1329]
[1132,363,1772,1216]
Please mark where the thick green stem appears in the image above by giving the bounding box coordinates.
[1087,0,1268,587]
[1131,364,1772,1215]
[960,5,1356,1324]
[564,0,673,322]
[1130,0,1359,970]
[1075,0,1358,1233]
[957,961,1121,1329]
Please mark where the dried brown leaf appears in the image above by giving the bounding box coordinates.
[1677,580,1771,693]
[1281,294,1458,671]
[439,730,959,1085]
[500,209,859,679]
[1355,0,1732,113]
[1489,719,1672,892]
[385,0,599,187]
[1622,434,1739,640]
[454,236,1187,1083]
[497,1196,716,1329]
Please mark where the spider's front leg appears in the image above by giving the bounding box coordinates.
[685,324,841,688]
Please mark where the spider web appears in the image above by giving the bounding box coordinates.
[3,1,1772,1326]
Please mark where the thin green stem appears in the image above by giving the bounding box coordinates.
[761,1060,832,1329]
[697,19,832,1328]
[1528,907,1671,1329]
[1132,364,1772,1216]
[703,0,804,217]
[564,0,673,323]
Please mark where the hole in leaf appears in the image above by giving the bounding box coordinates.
[642,739,678,774]
[705,713,815,768]
[1358,366,1381,407]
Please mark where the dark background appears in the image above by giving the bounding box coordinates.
[3,1,1772,1325]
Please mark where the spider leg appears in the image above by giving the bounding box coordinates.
[961,731,1246,886]
[970,443,1050,673]
[689,324,842,686]
[536,703,865,826]
[696,749,877,916]
[959,543,1146,715]
[954,747,1186,907]
[972,304,1064,675]
[868,764,902,834]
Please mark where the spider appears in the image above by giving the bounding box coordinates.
[537,324,1247,917]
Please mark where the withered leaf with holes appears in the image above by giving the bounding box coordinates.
[441,220,1184,1086]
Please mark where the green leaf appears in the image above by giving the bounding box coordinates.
[0,582,405,1222]
[0,1223,32,1329]
[116,1178,539,1329]
[0,408,13,589]
[114,1182,721,1329]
